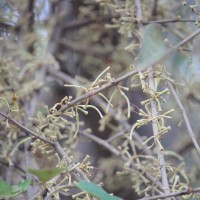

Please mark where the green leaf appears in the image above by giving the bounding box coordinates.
[0,179,31,198]
[136,24,168,70]
[77,181,122,200]
[28,167,65,184]
[165,50,190,82]
[38,105,48,117]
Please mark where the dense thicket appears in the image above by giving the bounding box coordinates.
[1,1,200,199]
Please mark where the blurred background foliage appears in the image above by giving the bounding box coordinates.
[1,0,200,199]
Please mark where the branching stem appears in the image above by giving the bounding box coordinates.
[0,111,89,182]
[148,68,170,195]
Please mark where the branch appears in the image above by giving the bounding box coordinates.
[139,186,200,200]
[59,39,112,57]
[135,0,142,26]
[0,159,26,175]
[167,82,200,155]
[79,130,164,192]
[47,67,152,155]
[54,141,90,181]
[26,0,35,53]
[148,68,170,194]
[47,68,164,190]
[48,28,200,114]
[58,69,138,113]
[0,109,161,187]
[0,111,54,145]
[62,16,114,32]
[44,184,76,200]
[121,18,196,24]
[144,18,196,24]
[0,21,14,30]
[0,111,89,181]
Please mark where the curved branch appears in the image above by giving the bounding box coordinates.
[139,186,200,200]
[0,111,89,182]
[47,28,200,114]
[148,68,170,194]
[168,82,200,155]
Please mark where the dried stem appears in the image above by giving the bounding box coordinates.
[47,67,152,155]
[168,81,200,155]
[0,111,89,182]
[144,18,196,24]
[139,186,200,200]
[79,130,164,192]
[54,141,90,181]
[63,16,114,31]
[48,28,200,114]
[44,184,76,200]
[135,0,142,27]
[122,18,196,24]
[148,68,170,194]
[0,111,54,145]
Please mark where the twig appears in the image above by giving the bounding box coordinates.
[135,0,142,26]
[0,159,26,175]
[148,68,170,195]
[54,141,90,181]
[44,184,76,200]
[49,28,200,114]
[59,39,112,57]
[176,140,194,154]
[0,111,54,145]
[139,186,200,200]
[62,16,114,32]
[168,82,200,155]
[0,111,89,182]
[122,18,196,24]
[106,129,128,142]
[80,131,120,155]
[44,27,200,192]
[57,69,138,113]
[91,97,153,154]
[151,0,158,16]
[47,67,152,155]
[144,18,196,24]
[0,21,14,30]
[79,130,164,192]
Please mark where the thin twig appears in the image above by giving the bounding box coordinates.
[54,141,90,181]
[0,111,54,145]
[122,18,196,24]
[49,28,200,114]
[148,68,170,195]
[168,82,200,155]
[62,16,114,31]
[0,159,26,175]
[91,97,153,154]
[0,111,89,181]
[144,18,196,24]
[59,39,112,57]
[106,129,128,142]
[58,69,138,113]
[135,0,142,27]
[47,67,152,155]
[44,184,76,200]
[79,130,164,192]
[139,186,200,200]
